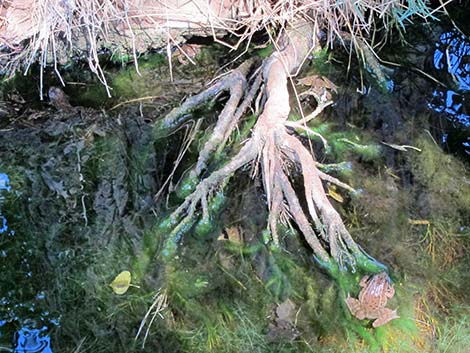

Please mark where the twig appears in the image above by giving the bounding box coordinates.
[109,96,163,111]
[135,290,168,349]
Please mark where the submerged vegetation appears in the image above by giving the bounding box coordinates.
[1,33,469,350]
[1,1,470,352]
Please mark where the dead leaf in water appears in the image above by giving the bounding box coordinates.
[327,185,344,203]
[408,219,430,225]
[297,74,337,92]
[266,299,299,342]
[110,270,140,295]
[276,299,296,323]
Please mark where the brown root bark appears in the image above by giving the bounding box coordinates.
[161,20,375,271]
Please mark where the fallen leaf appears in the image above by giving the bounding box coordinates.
[327,186,344,203]
[297,74,337,92]
[276,299,296,323]
[225,226,242,243]
[381,141,422,152]
[110,270,139,295]
[408,219,430,225]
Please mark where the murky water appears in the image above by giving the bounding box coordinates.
[0,175,56,352]
[1,12,469,353]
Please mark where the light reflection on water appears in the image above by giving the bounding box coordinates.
[0,174,54,352]
[428,29,470,155]
[433,31,470,91]
[0,173,11,234]
[13,323,52,353]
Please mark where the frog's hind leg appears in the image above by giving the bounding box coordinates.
[346,296,366,320]
[372,308,399,328]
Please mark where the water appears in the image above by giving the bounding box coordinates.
[13,322,52,353]
[0,174,54,352]
[0,174,11,235]
[428,29,470,156]
[0,12,469,353]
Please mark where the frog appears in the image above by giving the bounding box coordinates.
[345,272,399,328]
[174,43,202,65]
[48,86,74,112]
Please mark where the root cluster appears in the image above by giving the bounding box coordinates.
[1,0,432,101]
[158,21,381,272]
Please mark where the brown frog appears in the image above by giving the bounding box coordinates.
[48,86,74,112]
[174,44,202,65]
[346,272,399,327]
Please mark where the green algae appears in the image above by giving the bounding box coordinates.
[2,26,470,353]
[294,119,383,163]
[176,174,200,199]
[194,191,226,238]
[408,135,470,221]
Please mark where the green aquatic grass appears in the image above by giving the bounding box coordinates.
[435,310,470,353]
[295,120,383,162]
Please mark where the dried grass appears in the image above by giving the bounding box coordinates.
[0,0,434,93]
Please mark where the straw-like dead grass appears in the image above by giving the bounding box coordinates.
[1,0,435,92]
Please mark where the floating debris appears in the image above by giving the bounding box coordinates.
[109,271,140,295]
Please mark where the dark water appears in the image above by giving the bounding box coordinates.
[0,174,56,352]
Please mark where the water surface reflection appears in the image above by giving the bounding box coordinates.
[429,29,470,155]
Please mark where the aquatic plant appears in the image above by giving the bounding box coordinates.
[2,1,467,352]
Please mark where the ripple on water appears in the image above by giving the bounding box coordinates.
[0,173,11,234]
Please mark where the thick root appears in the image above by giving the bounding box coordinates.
[156,20,385,273]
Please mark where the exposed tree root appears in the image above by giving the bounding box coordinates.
[157,21,385,273]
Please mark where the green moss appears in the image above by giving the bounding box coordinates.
[310,47,333,76]
[194,191,226,237]
[335,138,382,160]
[109,49,133,64]
[162,215,197,259]
[297,120,383,162]
[409,135,470,220]
[176,174,200,199]
[317,161,354,179]
[110,54,167,98]
[255,43,274,58]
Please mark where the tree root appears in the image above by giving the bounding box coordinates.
[156,21,386,273]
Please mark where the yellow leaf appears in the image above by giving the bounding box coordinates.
[327,186,344,203]
[408,219,430,225]
[110,271,132,295]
